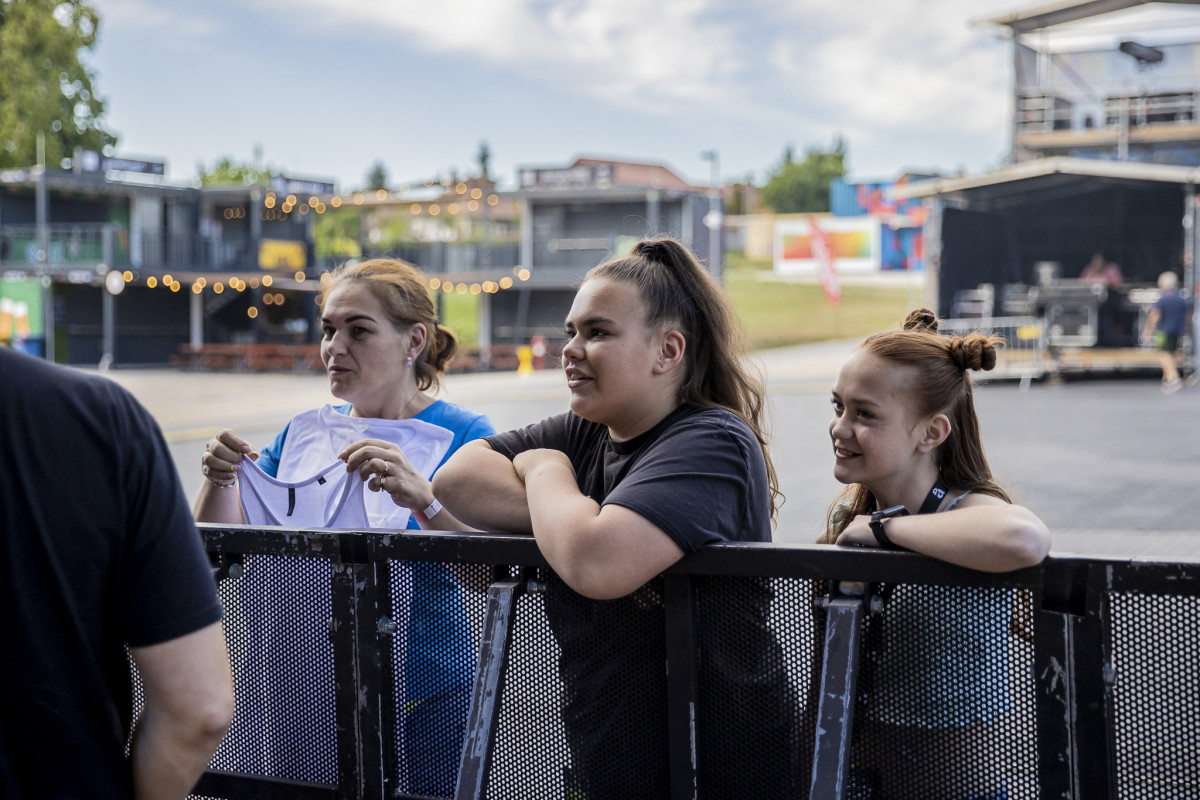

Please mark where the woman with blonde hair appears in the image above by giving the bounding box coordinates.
[196,258,493,796]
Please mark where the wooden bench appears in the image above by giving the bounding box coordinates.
[175,344,322,373]
[175,342,560,374]
[447,343,563,373]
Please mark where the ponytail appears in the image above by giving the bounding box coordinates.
[588,237,782,520]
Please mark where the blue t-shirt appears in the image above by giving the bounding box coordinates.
[254,399,494,696]
[1154,290,1189,336]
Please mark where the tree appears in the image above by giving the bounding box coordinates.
[313,206,362,261]
[364,160,388,191]
[197,156,271,187]
[0,0,117,169]
[477,141,491,180]
[760,138,847,214]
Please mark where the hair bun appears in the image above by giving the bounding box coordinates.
[948,334,999,372]
[634,237,688,265]
[903,308,938,333]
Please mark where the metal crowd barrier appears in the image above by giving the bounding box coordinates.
[939,316,1048,388]
[145,525,1200,800]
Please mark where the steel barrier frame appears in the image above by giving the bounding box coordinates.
[187,525,1200,800]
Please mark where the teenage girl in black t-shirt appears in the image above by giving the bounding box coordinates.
[436,237,797,798]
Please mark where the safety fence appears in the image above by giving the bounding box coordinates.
[151,525,1200,800]
[939,315,1048,388]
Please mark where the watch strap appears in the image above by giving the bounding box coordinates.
[869,505,909,550]
[869,512,894,548]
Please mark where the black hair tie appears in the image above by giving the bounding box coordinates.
[639,241,669,263]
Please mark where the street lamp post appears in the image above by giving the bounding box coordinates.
[700,150,722,282]
[35,132,54,361]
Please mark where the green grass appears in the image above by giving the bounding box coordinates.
[723,251,774,273]
[726,271,918,351]
[436,269,918,353]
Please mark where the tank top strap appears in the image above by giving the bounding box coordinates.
[941,490,972,512]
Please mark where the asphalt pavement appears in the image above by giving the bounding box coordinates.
[97,339,1200,561]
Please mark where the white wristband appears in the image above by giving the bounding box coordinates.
[419,498,443,520]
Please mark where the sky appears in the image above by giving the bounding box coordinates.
[84,0,1022,192]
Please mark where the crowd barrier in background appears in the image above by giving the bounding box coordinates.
[139,525,1200,800]
[939,316,1048,388]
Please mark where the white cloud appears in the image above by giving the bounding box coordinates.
[765,0,1009,143]
[90,0,219,40]
[251,0,1011,143]
[252,0,748,108]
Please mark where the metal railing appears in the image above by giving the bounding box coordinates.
[339,242,522,276]
[0,224,107,269]
[166,525,1200,800]
[0,224,277,273]
[531,232,619,271]
[1016,88,1200,135]
[939,315,1048,387]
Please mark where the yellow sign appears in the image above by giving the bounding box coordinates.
[1016,325,1042,341]
[258,239,307,270]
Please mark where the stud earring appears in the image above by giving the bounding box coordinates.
[406,355,414,368]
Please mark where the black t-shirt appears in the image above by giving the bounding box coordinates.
[487,403,772,549]
[487,405,796,799]
[0,349,223,798]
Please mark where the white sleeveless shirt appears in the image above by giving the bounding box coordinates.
[239,404,454,530]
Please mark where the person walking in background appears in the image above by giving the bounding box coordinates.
[1,347,233,799]
[435,237,798,799]
[1142,271,1190,394]
[194,258,493,796]
[818,308,1050,799]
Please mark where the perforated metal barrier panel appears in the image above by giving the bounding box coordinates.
[483,589,572,798]
[210,554,338,783]
[382,560,485,798]
[119,529,1200,800]
[846,586,1038,800]
[1111,593,1200,799]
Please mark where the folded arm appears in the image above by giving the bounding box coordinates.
[433,439,535,534]
[515,449,684,599]
[835,494,1050,572]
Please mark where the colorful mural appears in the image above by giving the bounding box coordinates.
[830,176,929,272]
[779,227,874,261]
[774,216,881,276]
[0,277,42,351]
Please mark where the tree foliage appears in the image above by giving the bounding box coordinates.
[364,160,388,191]
[760,138,847,214]
[197,156,272,187]
[0,0,116,169]
[313,206,362,261]
[477,141,490,180]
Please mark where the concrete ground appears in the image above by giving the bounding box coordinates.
[98,338,1200,561]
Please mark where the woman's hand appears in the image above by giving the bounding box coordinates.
[194,429,255,523]
[512,449,573,483]
[200,429,256,487]
[833,498,1051,572]
[340,438,434,512]
[834,515,878,549]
